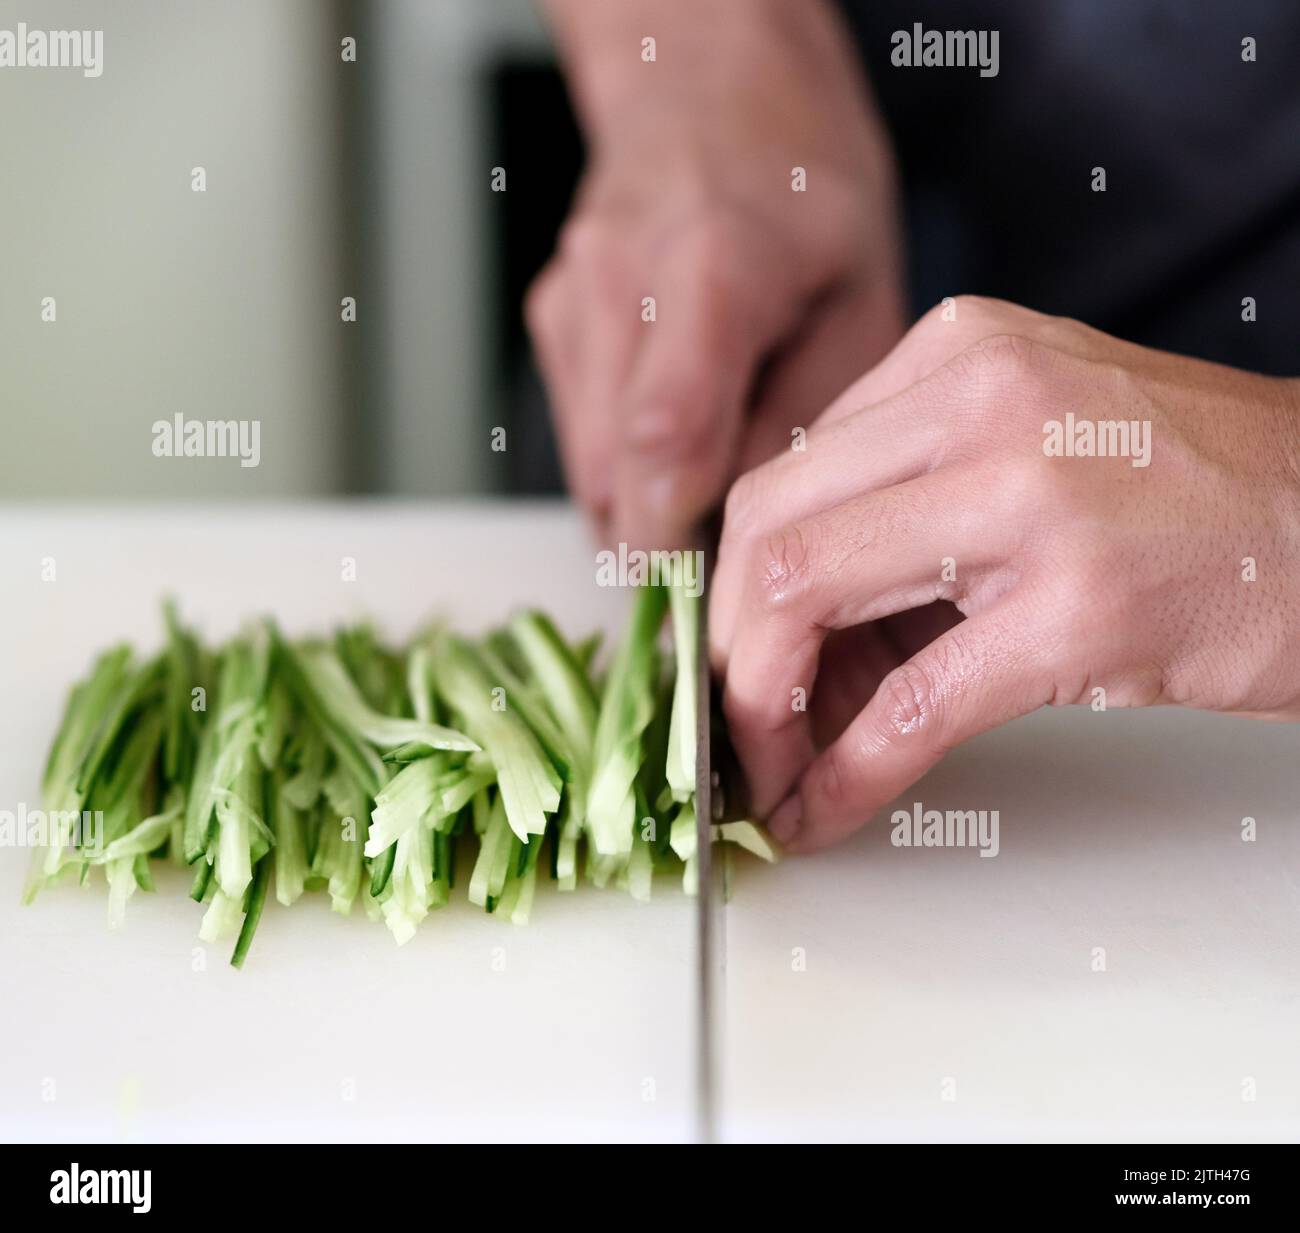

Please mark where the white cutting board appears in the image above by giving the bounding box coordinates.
[0,503,696,1142]
[4,504,1297,1143]
[722,704,1300,1142]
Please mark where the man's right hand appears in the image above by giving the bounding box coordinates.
[528,0,906,549]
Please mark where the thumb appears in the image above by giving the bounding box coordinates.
[769,599,1055,853]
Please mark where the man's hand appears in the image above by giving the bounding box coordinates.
[710,296,1300,851]
[529,0,904,548]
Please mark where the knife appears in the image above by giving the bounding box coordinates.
[693,548,723,1143]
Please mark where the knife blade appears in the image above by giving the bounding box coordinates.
[693,558,723,1143]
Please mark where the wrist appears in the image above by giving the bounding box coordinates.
[544,0,867,156]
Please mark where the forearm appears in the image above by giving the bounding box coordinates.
[541,0,872,156]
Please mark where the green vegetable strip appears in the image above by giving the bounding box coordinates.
[664,581,699,804]
[89,798,180,866]
[283,723,326,809]
[587,584,667,858]
[714,820,780,863]
[295,643,478,757]
[162,599,204,786]
[468,792,512,908]
[184,632,268,864]
[369,844,397,897]
[626,832,654,903]
[90,701,167,928]
[23,599,776,963]
[40,646,133,819]
[365,757,443,856]
[407,644,435,724]
[189,858,213,902]
[510,610,599,818]
[319,767,368,915]
[74,654,166,801]
[271,632,386,798]
[473,640,572,780]
[434,635,560,843]
[440,756,495,816]
[230,854,271,968]
[571,631,602,676]
[199,886,245,942]
[269,770,308,907]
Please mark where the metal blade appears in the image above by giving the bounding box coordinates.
[693,571,722,1143]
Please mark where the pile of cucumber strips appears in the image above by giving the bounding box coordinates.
[24,582,776,966]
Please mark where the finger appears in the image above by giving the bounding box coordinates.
[736,278,905,476]
[722,468,1014,814]
[768,597,1055,852]
[710,357,986,664]
[526,260,625,524]
[813,601,964,746]
[611,230,802,550]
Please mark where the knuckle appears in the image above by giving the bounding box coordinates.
[953,333,1052,430]
[875,660,941,739]
[903,300,947,347]
[928,294,1008,336]
[678,210,742,267]
[524,265,564,338]
[950,293,998,326]
[557,216,614,265]
[1035,312,1098,356]
[965,331,1041,379]
[1085,354,1147,411]
[1001,453,1053,515]
[625,389,712,459]
[756,522,817,614]
[672,209,792,351]
[959,295,1042,331]
[676,213,751,302]
[724,679,789,742]
[558,219,633,307]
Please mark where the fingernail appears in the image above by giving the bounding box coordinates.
[768,795,801,844]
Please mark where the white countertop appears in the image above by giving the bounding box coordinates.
[1,502,1297,1142]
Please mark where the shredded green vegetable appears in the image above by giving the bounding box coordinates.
[23,585,776,966]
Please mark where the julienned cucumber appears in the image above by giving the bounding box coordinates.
[23,584,775,966]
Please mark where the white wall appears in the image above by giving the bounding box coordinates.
[368,0,547,495]
[0,0,344,497]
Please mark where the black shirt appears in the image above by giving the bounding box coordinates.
[837,0,1300,374]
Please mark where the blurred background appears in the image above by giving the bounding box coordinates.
[0,0,578,500]
[3,0,1294,502]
